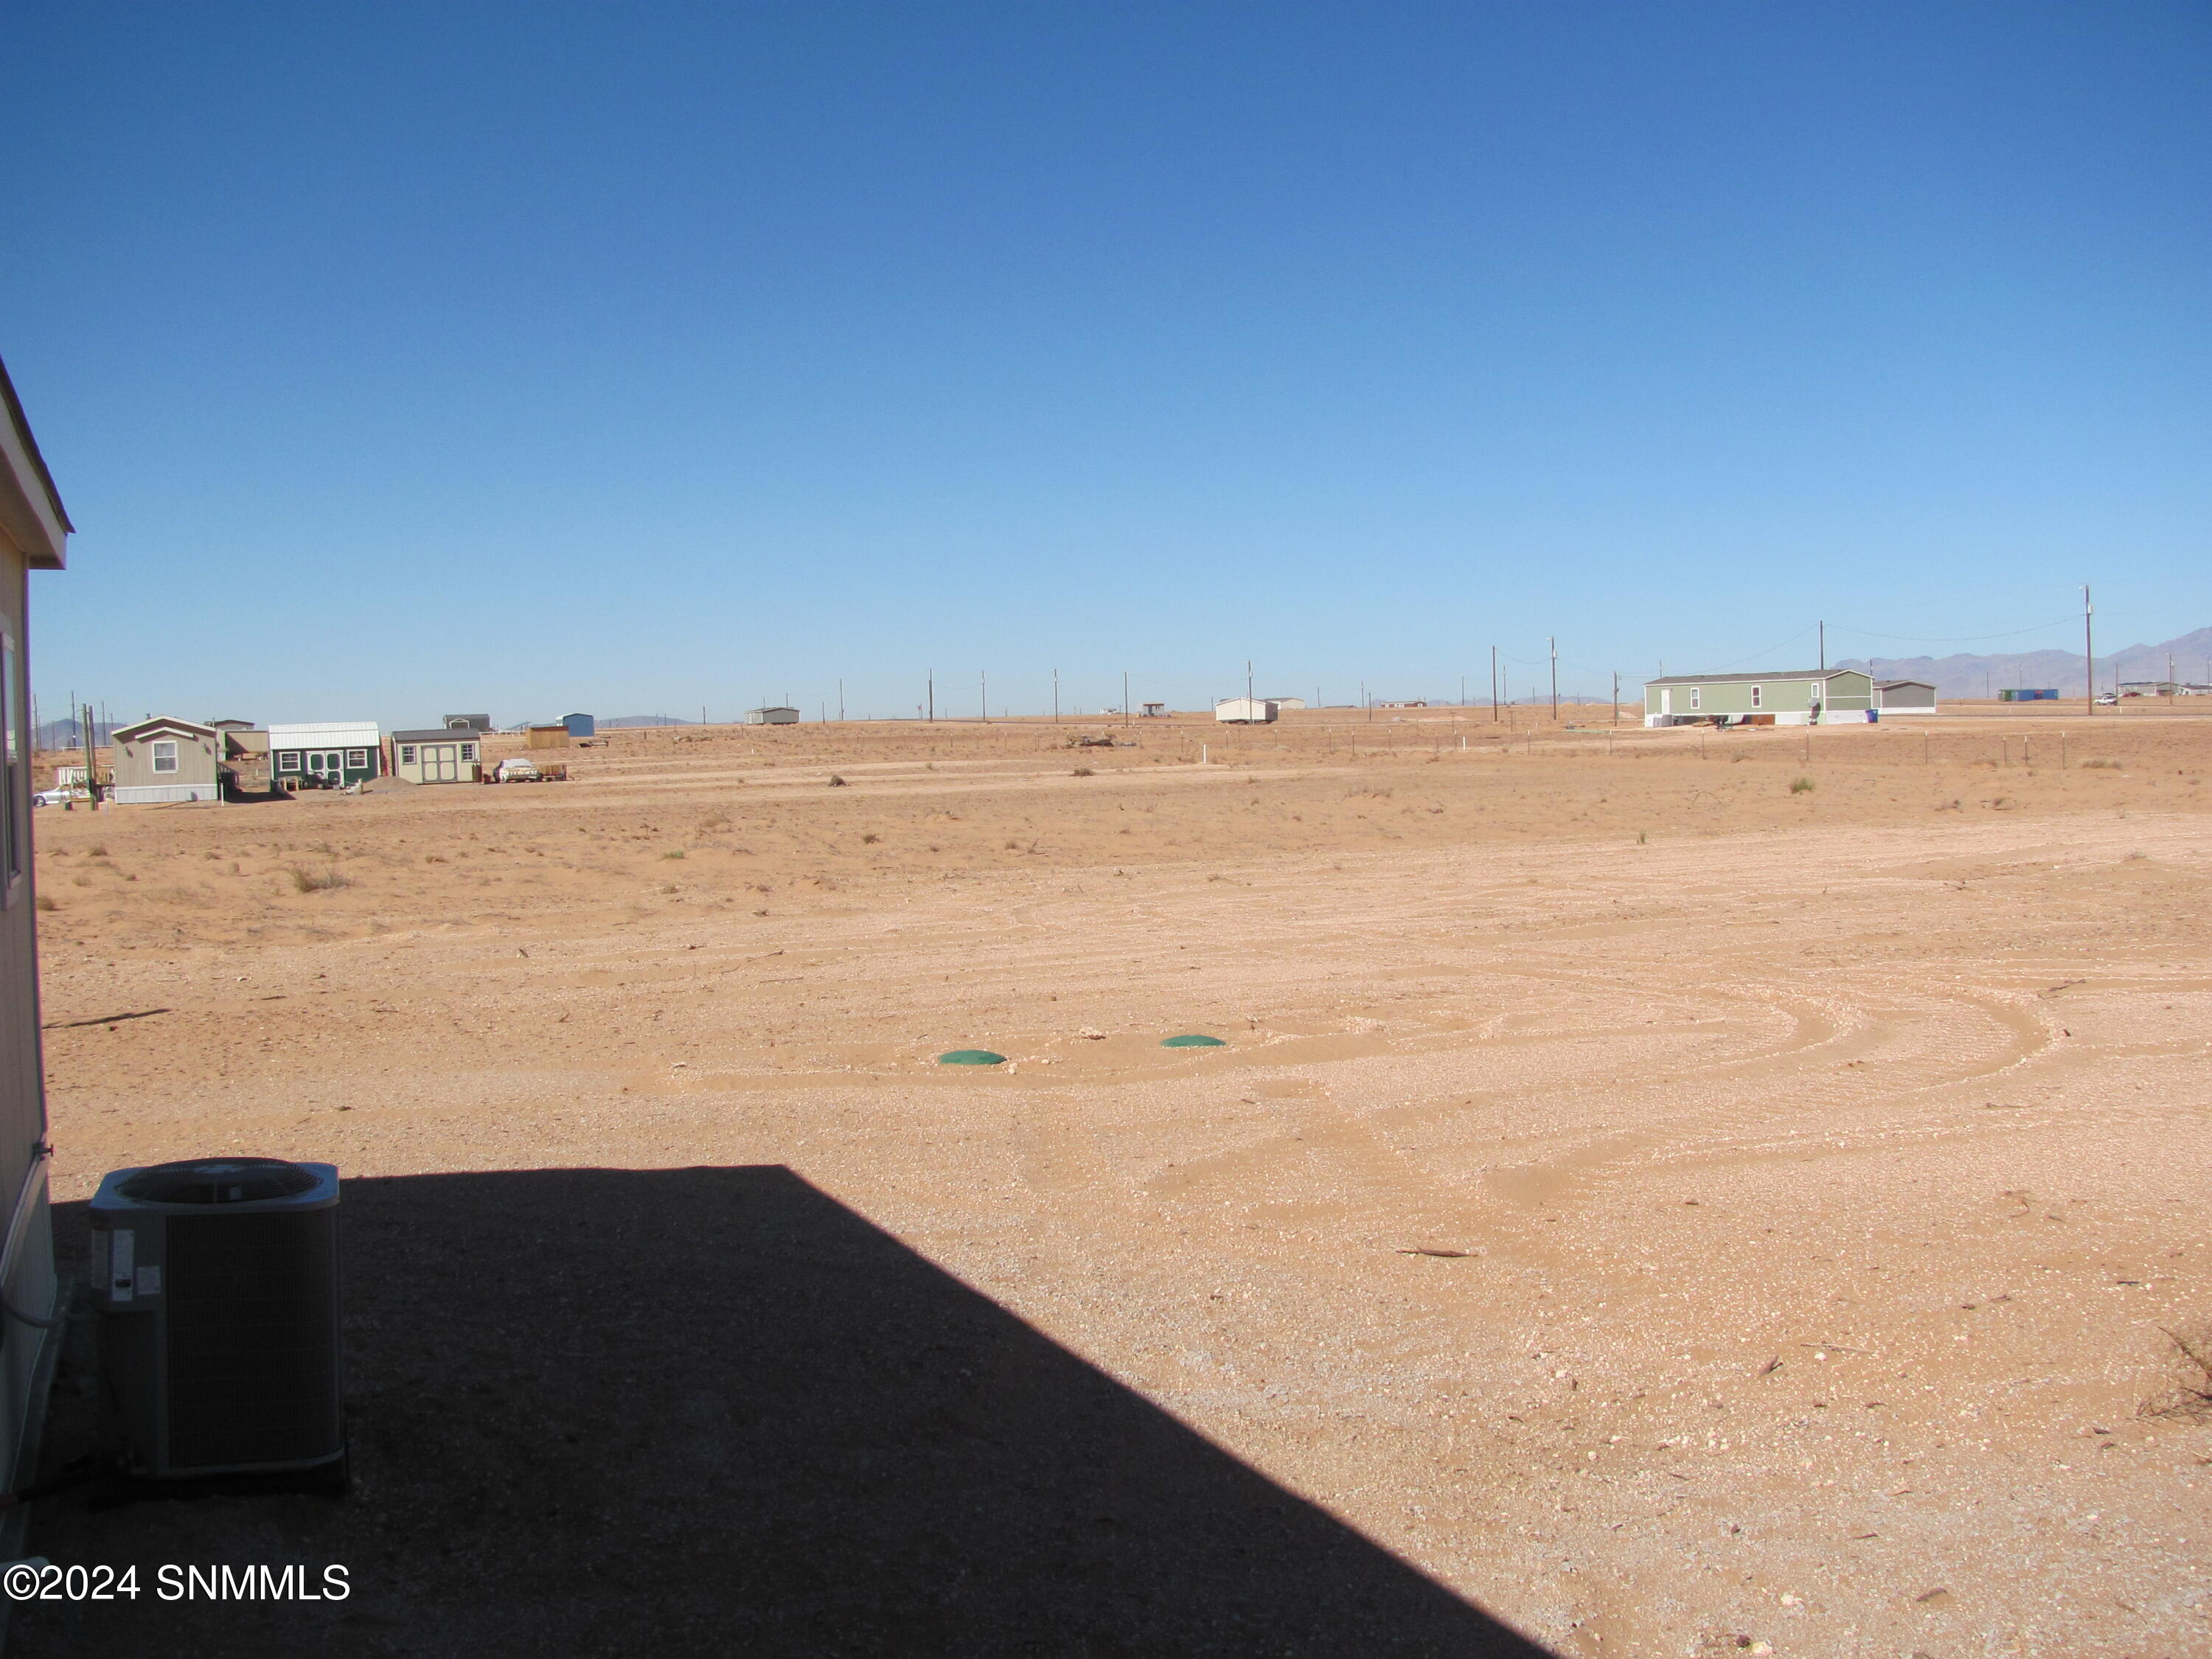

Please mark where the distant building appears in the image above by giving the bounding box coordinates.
[108,716,220,804]
[442,713,492,732]
[747,706,801,725]
[524,724,571,749]
[562,712,595,737]
[268,721,382,787]
[391,728,483,785]
[1874,680,1938,714]
[1996,688,2057,702]
[1265,697,1307,710]
[1214,697,1279,725]
[1644,670,1874,728]
[1141,702,1169,717]
[1378,700,1427,709]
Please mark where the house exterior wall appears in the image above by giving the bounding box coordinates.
[0,373,64,1495]
[1877,682,1938,711]
[111,726,220,801]
[270,745,381,786]
[392,736,481,784]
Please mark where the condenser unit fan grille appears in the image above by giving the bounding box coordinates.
[164,1211,340,1470]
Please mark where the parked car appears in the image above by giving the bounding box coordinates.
[32,785,88,807]
[495,757,541,782]
[2096,692,2119,705]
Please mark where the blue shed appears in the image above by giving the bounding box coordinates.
[563,712,597,737]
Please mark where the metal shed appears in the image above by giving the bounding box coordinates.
[746,706,801,726]
[1214,697,1279,725]
[562,712,596,737]
[267,721,383,787]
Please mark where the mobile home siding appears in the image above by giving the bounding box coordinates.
[0,358,69,1495]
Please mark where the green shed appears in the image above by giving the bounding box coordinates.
[1644,669,1874,728]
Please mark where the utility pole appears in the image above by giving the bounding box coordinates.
[1460,675,1466,708]
[2082,587,2093,715]
[1245,659,1253,712]
[83,700,100,806]
[1490,647,1498,722]
[1611,669,1618,726]
[1051,668,1059,724]
[927,669,934,723]
[1123,669,1130,728]
[981,669,988,723]
[1548,637,1558,720]
[837,681,844,721]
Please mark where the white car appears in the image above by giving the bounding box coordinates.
[32,785,88,807]
[495,758,541,782]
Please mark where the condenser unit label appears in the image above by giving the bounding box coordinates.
[110,1229,135,1303]
[136,1265,161,1297]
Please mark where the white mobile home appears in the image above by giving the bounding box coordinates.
[1214,697,1279,724]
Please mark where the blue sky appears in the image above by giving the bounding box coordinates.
[4,1,2206,724]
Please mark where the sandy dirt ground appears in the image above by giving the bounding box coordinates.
[11,705,2212,1657]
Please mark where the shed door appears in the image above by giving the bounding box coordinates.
[1659,689,1672,715]
[307,751,343,780]
[424,744,458,782]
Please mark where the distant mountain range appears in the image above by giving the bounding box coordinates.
[35,717,117,748]
[598,714,695,728]
[1837,626,2212,700]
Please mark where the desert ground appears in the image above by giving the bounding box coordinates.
[12,703,2212,1657]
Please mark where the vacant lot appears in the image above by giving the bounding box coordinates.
[17,707,2212,1656]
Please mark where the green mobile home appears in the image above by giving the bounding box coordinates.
[1644,669,1874,728]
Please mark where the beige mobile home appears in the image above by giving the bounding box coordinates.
[1214,697,1279,724]
[391,728,482,785]
[109,715,221,803]
[0,355,71,1492]
[1873,679,1937,714]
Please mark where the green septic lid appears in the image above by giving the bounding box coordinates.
[938,1049,1007,1065]
[1161,1034,1226,1048]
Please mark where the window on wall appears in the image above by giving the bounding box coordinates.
[277,751,301,772]
[398,745,416,765]
[1,632,18,900]
[1688,687,1701,710]
[1750,684,1764,708]
[346,748,367,768]
[459,742,476,761]
[151,740,179,773]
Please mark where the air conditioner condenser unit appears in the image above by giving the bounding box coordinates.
[89,1158,344,1481]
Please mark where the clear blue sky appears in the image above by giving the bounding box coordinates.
[4,1,2206,723]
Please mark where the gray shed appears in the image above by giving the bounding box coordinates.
[746,706,801,726]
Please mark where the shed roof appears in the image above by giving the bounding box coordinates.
[1644,669,1867,686]
[1874,679,1935,691]
[0,354,72,568]
[268,721,380,748]
[392,728,481,743]
[111,716,215,742]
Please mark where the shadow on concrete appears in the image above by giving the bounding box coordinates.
[21,1166,1548,1657]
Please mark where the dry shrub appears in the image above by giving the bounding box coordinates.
[35,895,57,913]
[287,864,349,894]
[827,775,848,787]
[860,832,880,844]
[2081,757,2121,769]
[2140,1326,2212,1421]
[1071,767,1093,777]
[1790,776,1815,794]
